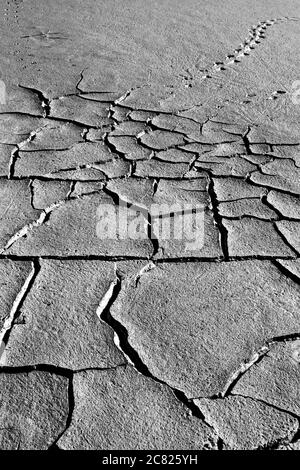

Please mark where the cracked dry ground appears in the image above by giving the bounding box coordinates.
[0,0,300,452]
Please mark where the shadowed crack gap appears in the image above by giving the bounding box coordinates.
[272,260,300,285]
[221,333,300,398]
[273,222,300,257]
[8,146,20,179]
[0,363,127,374]
[242,126,253,155]
[29,179,35,209]
[207,175,228,259]
[18,85,51,117]
[0,364,129,450]
[0,259,40,361]
[0,363,75,451]
[48,374,74,450]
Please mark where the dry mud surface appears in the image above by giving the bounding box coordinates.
[0,0,300,450]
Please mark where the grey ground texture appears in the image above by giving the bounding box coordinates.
[0,0,299,451]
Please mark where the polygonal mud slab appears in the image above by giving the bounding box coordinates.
[107,177,216,258]
[1,260,129,369]
[0,180,42,253]
[72,181,104,197]
[58,366,217,450]
[0,114,44,145]
[50,95,112,127]
[110,121,147,137]
[276,221,300,254]
[250,160,300,195]
[244,153,272,165]
[4,192,153,257]
[195,395,298,450]
[92,159,131,179]
[218,199,276,219]
[32,180,71,209]
[223,219,295,257]
[0,85,43,115]
[250,172,300,196]
[153,209,222,259]
[195,156,256,177]
[110,261,300,397]
[156,177,207,194]
[14,142,113,177]
[178,142,213,157]
[232,341,300,416]
[43,167,107,181]
[107,177,155,210]
[182,142,245,157]
[187,122,242,144]
[114,84,173,112]
[107,177,208,212]
[108,136,152,160]
[155,148,196,163]
[247,125,299,145]
[85,128,106,141]
[19,121,85,151]
[129,110,157,122]
[42,160,130,181]
[110,106,131,122]
[0,371,69,449]
[151,114,201,136]
[213,177,266,201]
[139,130,186,150]
[267,191,300,219]
[135,160,190,178]
[272,145,300,167]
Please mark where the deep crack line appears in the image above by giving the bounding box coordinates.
[220,393,300,450]
[0,201,64,254]
[274,222,300,257]
[221,345,270,397]
[96,267,219,430]
[221,333,300,397]
[207,175,229,259]
[0,191,102,255]
[8,146,19,179]
[273,259,300,285]
[96,273,135,366]
[18,85,51,117]
[48,373,75,450]
[0,363,127,375]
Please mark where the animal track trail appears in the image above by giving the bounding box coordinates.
[3,0,25,67]
[4,0,23,26]
[200,16,300,82]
